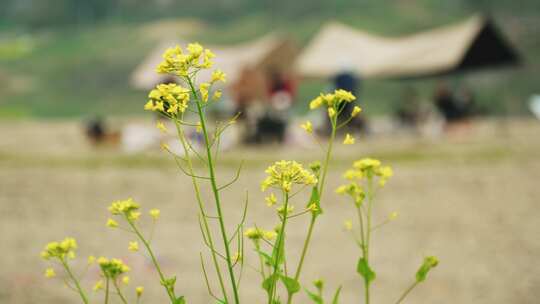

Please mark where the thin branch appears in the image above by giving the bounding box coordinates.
[199,253,221,302]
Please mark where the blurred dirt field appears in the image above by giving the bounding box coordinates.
[1,118,539,304]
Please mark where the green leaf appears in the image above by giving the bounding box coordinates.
[357,258,376,283]
[174,296,186,304]
[161,276,177,289]
[307,186,322,217]
[331,286,342,304]
[256,249,274,266]
[415,256,439,282]
[262,273,278,294]
[305,289,323,304]
[280,275,300,294]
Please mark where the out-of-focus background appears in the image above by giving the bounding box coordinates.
[1,1,539,303]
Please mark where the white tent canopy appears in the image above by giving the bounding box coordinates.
[131,34,296,90]
[296,15,519,79]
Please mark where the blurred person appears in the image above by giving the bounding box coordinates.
[85,116,106,144]
[433,82,474,133]
[252,70,296,143]
[395,86,424,131]
[230,67,268,143]
[85,116,120,146]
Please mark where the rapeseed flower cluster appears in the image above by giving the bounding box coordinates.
[343,158,393,186]
[336,182,366,206]
[40,237,77,260]
[108,198,141,221]
[144,83,190,115]
[97,257,130,279]
[261,160,317,193]
[309,89,360,118]
[156,43,215,76]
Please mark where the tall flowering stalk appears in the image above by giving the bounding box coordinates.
[145,43,242,304]
[337,159,438,304]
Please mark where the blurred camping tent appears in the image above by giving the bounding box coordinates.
[131,33,298,90]
[296,15,520,79]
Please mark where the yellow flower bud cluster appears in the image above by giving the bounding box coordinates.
[40,237,78,260]
[261,160,318,193]
[97,257,130,279]
[244,227,277,241]
[156,43,215,76]
[144,83,190,115]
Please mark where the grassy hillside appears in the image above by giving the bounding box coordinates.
[0,2,538,118]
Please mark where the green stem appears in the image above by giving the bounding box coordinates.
[174,119,230,303]
[127,219,177,303]
[395,281,419,304]
[364,177,375,304]
[60,259,89,304]
[255,241,267,280]
[286,120,337,304]
[268,192,290,304]
[318,118,337,198]
[113,279,129,304]
[105,278,110,304]
[188,78,241,304]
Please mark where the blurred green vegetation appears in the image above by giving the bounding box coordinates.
[0,0,538,118]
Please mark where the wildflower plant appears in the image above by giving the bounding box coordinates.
[40,43,438,304]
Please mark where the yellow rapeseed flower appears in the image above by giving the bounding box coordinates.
[343,133,355,145]
[128,241,139,252]
[44,268,56,278]
[136,286,144,297]
[334,89,356,102]
[149,209,160,220]
[351,106,362,117]
[389,211,398,220]
[128,211,141,221]
[309,96,323,110]
[300,121,313,133]
[328,107,336,118]
[265,193,277,207]
[232,252,242,263]
[212,90,222,101]
[344,220,353,231]
[199,82,210,102]
[277,204,294,216]
[88,255,96,265]
[156,121,167,133]
[211,70,226,83]
[122,276,130,285]
[93,280,104,291]
[106,218,118,228]
[307,203,319,212]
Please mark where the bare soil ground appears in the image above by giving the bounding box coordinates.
[0,118,539,303]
